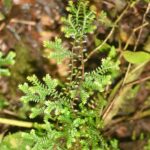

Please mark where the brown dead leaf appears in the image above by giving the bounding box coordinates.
[40,15,54,26]
[40,31,57,41]
[115,125,129,138]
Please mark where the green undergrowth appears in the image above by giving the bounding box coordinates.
[0,0,150,150]
[0,0,120,149]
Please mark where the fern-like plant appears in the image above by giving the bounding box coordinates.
[144,139,150,150]
[0,51,16,76]
[62,0,96,40]
[17,0,120,149]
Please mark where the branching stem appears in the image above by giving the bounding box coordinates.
[80,40,85,81]
[84,4,130,63]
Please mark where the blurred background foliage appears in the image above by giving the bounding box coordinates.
[0,0,150,149]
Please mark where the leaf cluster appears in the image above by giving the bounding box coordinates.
[62,0,96,40]
[98,11,113,28]
[144,139,150,150]
[18,55,119,149]
[1,0,120,149]
[0,51,16,76]
[43,38,72,64]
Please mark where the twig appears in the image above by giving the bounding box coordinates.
[0,117,45,129]
[125,75,150,87]
[0,118,33,128]
[0,23,5,31]
[10,18,36,26]
[102,3,150,126]
[123,22,149,51]
[1,109,18,117]
[122,3,150,86]
[134,4,150,52]
[84,4,129,63]
[133,22,149,32]
[130,62,147,75]
[7,25,20,40]
[118,22,149,60]
[132,109,150,120]
[105,109,150,127]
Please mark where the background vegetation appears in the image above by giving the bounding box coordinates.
[0,0,150,149]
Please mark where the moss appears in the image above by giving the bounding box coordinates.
[9,42,34,97]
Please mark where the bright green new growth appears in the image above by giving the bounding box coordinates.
[98,11,113,28]
[43,38,72,63]
[19,58,119,149]
[144,139,150,150]
[0,51,16,76]
[62,0,96,39]
[18,0,120,149]
[83,58,119,92]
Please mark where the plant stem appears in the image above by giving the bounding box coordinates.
[0,117,45,129]
[81,41,85,81]
[70,41,76,81]
[132,110,150,120]
[125,75,150,87]
[102,63,145,126]
[0,117,33,128]
[81,51,84,80]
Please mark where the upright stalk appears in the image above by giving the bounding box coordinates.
[0,117,46,129]
[80,39,85,81]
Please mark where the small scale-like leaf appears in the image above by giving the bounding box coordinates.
[99,11,113,27]
[123,51,150,64]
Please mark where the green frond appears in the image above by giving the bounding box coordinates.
[96,58,119,74]
[0,51,16,76]
[29,130,53,150]
[62,0,96,39]
[25,129,63,150]
[44,99,72,122]
[99,11,113,28]
[108,46,117,58]
[43,38,71,64]
[44,101,62,120]
[19,74,58,103]
[83,58,119,92]
[30,107,45,118]
[43,74,58,92]
[80,89,89,105]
